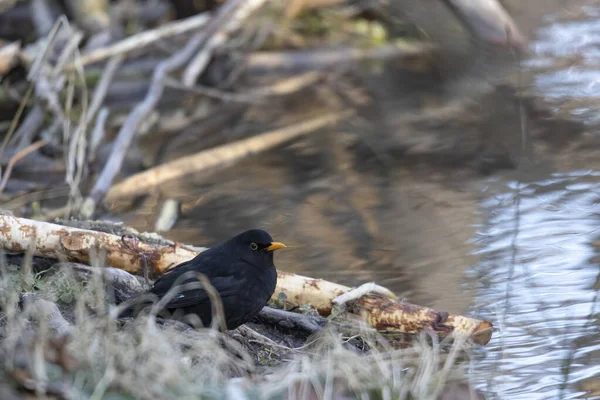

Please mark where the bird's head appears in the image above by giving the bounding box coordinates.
[231,229,286,268]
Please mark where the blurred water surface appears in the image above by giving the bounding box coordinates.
[125,1,600,398]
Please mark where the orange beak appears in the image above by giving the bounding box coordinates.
[266,242,286,252]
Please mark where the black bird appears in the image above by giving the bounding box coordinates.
[119,229,285,330]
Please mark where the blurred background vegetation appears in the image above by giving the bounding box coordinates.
[0,0,599,399]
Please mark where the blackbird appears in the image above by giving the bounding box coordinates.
[119,229,285,330]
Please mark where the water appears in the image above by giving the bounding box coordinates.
[466,7,600,399]
[469,171,600,399]
[122,1,600,398]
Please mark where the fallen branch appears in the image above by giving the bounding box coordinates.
[105,111,351,202]
[0,213,199,275]
[0,214,494,344]
[275,275,492,345]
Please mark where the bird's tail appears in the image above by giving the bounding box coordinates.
[114,293,157,320]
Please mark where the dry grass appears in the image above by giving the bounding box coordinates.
[0,253,477,400]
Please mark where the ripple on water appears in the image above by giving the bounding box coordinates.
[527,6,600,124]
[468,170,600,400]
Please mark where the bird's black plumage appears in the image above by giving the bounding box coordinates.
[119,229,285,330]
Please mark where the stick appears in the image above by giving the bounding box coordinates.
[13,104,45,151]
[245,42,437,73]
[166,71,322,103]
[0,140,47,194]
[0,214,494,344]
[86,55,123,125]
[29,0,55,37]
[105,111,351,201]
[63,12,211,69]
[182,0,268,87]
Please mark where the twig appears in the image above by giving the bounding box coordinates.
[182,0,268,86]
[245,43,437,73]
[13,104,45,151]
[105,111,352,201]
[86,55,123,124]
[0,83,34,162]
[165,71,322,103]
[64,12,211,69]
[29,0,55,37]
[82,27,215,218]
[62,36,90,208]
[0,140,47,194]
[51,31,84,78]
[89,107,109,162]
[27,16,69,81]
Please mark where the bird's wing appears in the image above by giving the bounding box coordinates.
[150,252,243,309]
[157,274,241,309]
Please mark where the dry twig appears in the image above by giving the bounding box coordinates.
[245,42,436,73]
[0,139,47,194]
[166,71,322,103]
[182,0,268,86]
[64,12,211,69]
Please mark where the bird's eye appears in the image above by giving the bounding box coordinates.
[250,242,258,251]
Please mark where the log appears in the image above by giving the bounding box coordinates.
[0,213,198,275]
[0,214,493,345]
[274,272,493,345]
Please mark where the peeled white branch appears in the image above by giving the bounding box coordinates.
[0,214,493,345]
[0,214,198,274]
